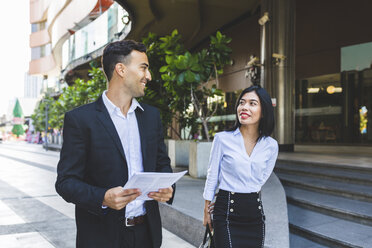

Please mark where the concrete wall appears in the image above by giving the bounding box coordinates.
[30,0,51,23]
[30,29,51,48]
[189,141,212,178]
[29,54,56,75]
[295,0,372,79]
[217,12,261,92]
[175,140,190,167]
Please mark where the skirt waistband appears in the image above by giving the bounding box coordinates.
[218,189,260,197]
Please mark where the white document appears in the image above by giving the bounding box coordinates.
[123,170,187,201]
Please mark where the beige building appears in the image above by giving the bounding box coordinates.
[29,0,116,88]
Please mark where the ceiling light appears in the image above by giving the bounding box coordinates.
[307,88,320,93]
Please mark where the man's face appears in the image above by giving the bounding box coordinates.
[123,50,152,98]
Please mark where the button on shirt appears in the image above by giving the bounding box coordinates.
[102,91,146,217]
[203,128,279,201]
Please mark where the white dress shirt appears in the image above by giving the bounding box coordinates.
[102,91,146,217]
[203,128,278,201]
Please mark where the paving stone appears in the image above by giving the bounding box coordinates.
[0,200,25,225]
[0,232,54,248]
[0,223,35,235]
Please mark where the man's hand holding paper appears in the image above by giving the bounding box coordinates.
[103,187,142,210]
[123,170,187,201]
[148,187,173,202]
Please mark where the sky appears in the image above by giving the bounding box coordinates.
[0,1,30,116]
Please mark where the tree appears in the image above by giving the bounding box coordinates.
[160,31,232,141]
[31,94,53,133]
[48,66,106,130]
[32,66,107,132]
[141,30,192,139]
[12,98,25,137]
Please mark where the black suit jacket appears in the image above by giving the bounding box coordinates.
[55,96,173,248]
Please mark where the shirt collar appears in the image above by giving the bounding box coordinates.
[102,90,144,116]
[233,127,240,136]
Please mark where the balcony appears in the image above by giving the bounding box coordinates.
[61,2,131,72]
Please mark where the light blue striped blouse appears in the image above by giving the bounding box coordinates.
[203,128,279,201]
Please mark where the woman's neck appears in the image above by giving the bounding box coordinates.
[239,125,259,141]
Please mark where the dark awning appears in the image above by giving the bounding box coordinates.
[115,0,259,48]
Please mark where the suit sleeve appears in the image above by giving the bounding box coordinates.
[55,112,107,216]
[154,109,172,173]
[154,109,176,204]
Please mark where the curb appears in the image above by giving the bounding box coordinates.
[159,203,203,247]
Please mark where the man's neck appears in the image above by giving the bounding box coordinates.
[106,89,132,117]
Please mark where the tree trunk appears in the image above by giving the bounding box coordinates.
[201,119,210,142]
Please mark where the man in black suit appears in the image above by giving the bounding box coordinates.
[55,40,174,248]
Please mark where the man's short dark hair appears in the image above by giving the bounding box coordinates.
[101,40,146,81]
[228,85,275,140]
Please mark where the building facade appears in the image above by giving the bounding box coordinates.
[28,0,120,89]
[30,0,372,147]
[24,73,43,99]
[179,0,372,147]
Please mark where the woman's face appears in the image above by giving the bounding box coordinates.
[237,91,262,127]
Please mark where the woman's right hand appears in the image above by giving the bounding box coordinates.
[203,200,214,231]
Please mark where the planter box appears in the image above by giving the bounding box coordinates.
[164,139,190,168]
[175,140,190,167]
[164,139,176,168]
[189,141,212,178]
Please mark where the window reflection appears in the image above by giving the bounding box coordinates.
[62,2,131,69]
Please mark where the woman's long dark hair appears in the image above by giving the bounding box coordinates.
[227,85,275,141]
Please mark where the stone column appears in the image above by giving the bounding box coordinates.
[260,0,296,151]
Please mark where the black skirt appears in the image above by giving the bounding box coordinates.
[212,189,265,248]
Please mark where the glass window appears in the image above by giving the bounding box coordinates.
[31,21,47,33]
[31,47,41,60]
[295,74,342,143]
[61,2,131,70]
[295,42,372,144]
[31,24,38,33]
[31,44,52,60]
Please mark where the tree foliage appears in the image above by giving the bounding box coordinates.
[31,67,106,132]
[12,98,25,137]
[141,30,192,139]
[159,30,232,141]
[142,30,232,140]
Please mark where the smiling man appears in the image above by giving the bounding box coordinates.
[56,40,174,248]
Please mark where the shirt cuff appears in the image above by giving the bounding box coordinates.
[203,191,215,202]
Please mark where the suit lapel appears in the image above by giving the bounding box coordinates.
[95,96,126,162]
[135,106,148,171]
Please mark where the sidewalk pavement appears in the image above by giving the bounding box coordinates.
[0,142,194,248]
